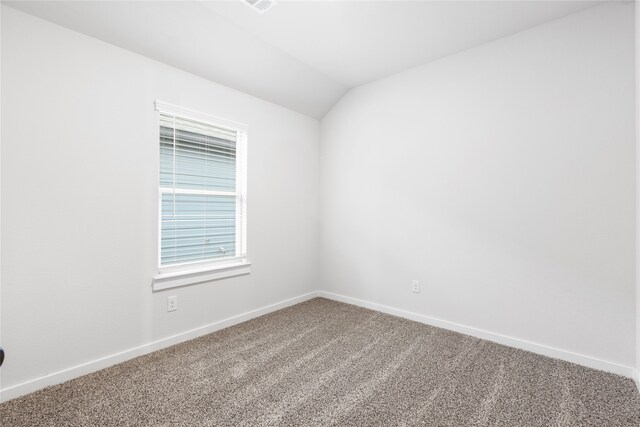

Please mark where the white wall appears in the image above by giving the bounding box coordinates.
[320,3,636,367]
[634,1,640,391]
[0,6,319,392]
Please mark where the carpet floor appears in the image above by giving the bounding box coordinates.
[1,297,639,426]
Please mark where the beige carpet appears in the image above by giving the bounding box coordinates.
[1,298,639,426]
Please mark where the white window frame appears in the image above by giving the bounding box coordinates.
[152,101,250,291]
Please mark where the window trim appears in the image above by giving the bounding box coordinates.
[152,101,249,291]
[153,261,251,291]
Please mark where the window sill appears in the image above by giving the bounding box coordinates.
[152,261,251,291]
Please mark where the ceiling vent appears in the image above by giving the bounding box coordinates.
[243,0,277,14]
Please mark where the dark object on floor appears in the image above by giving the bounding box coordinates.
[1,298,639,426]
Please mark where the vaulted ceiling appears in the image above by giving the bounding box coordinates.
[5,1,604,118]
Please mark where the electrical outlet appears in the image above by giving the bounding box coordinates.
[167,295,178,312]
[411,280,420,294]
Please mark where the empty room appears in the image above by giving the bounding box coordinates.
[1,0,639,425]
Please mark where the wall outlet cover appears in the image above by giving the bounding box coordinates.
[167,296,178,312]
[411,280,420,293]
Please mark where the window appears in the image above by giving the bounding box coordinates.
[152,101,249,291]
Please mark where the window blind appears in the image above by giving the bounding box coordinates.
[159,112,244,267]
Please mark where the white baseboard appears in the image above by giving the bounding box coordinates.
[3,290,636,403]
[0,291,318,403]
[317,291,636,379]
